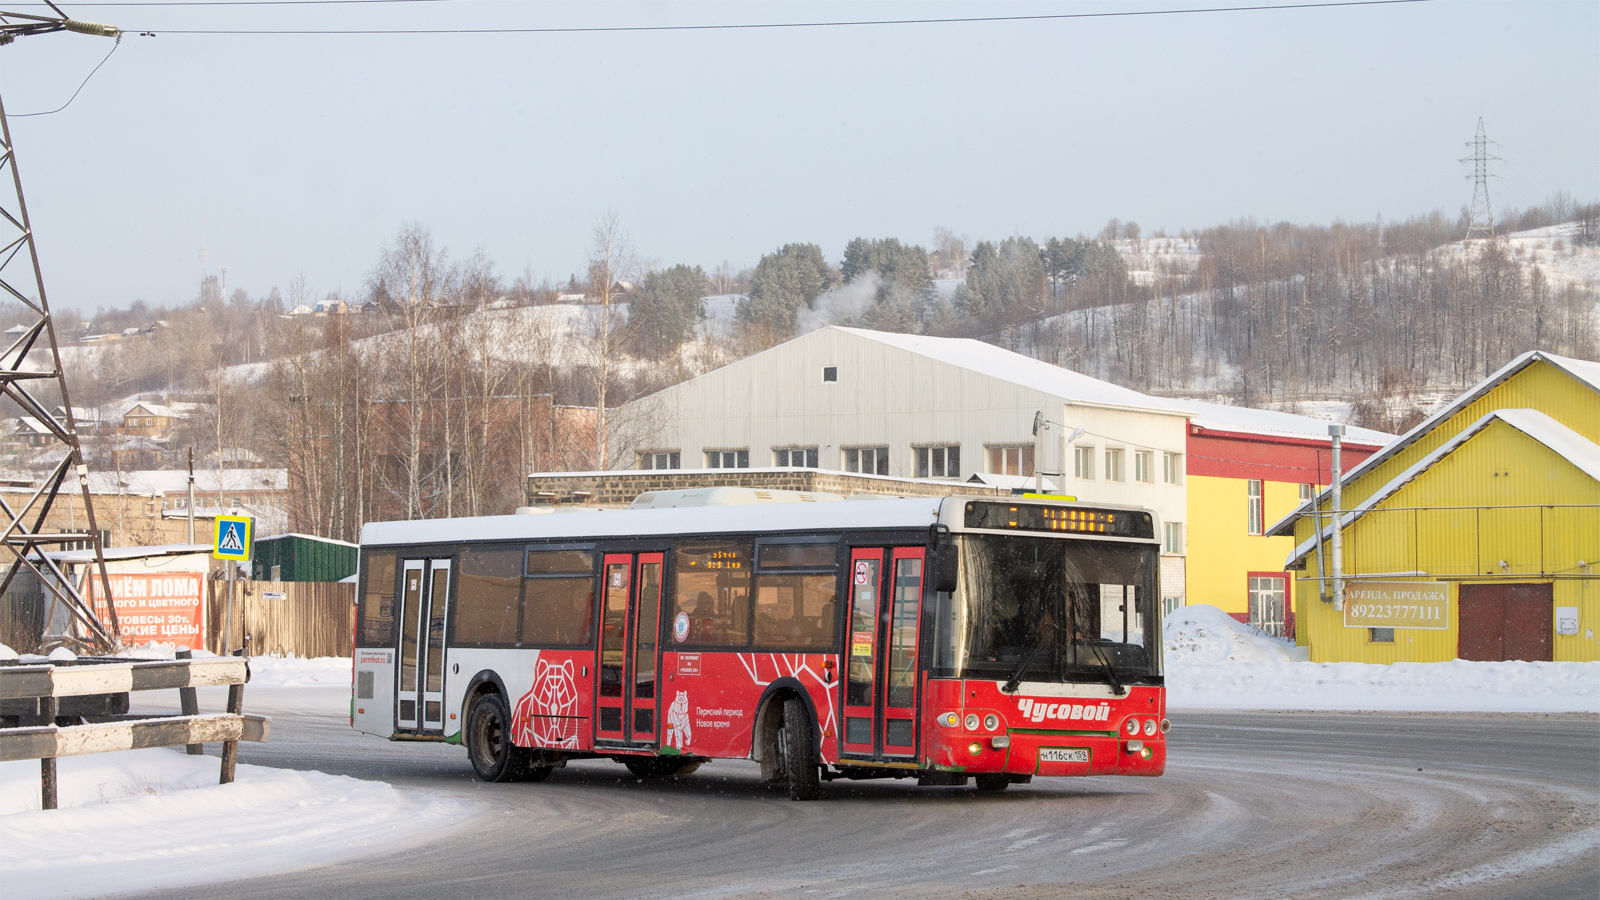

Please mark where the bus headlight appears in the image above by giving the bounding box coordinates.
[968,741,983,755]
[965,713,981,731]
[983,714,999,731]
[1143,719,1158,737]
[1124,718,1140,736]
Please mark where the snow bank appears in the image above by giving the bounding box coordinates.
[1165,603,1309,664]
[0,748,472,900]
[1165,605,1600,713]
[245,655,352,689]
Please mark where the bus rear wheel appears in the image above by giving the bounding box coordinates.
[467,692,548,783]
[777,696,822,801]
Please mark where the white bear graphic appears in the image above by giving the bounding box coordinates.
[665,690,692,750]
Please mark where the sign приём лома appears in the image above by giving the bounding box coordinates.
[89,572,204,643]
[213,514,253,562]
[1342,581,1450,630]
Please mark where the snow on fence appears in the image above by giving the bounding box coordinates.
[0,654,269,809]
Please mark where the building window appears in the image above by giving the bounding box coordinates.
[821,366,838,383]
[706,449,749,469]
[844,447,888,476]
[1104,448,1125,482]
[1300,483,1314,501]
[1163,452,1183,485]
[1074,445,1095,480]
[989,445,1034,477]
[915,445,960,478]
[1248,575,1287,638]
[774,447,819,468]
[1163,522,1183,554]
[639,451,680,470]
[1247,480,1264,535]
[1134,450,1154,484]
[1369,627,1395,643]
[1163,596,1183,618]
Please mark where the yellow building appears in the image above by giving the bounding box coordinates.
[1268,351,1600,662]
[1169,403,1389,637]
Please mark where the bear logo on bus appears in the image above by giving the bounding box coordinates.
[665,690,692,750]
[513,656,581,750]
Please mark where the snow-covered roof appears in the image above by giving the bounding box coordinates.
[1285,408,1600,567]
[965,472,1060,491]
[1160,397,1393,446]
[123,401,197,419]
[12,416,52,435]
[1267,350,1600,537]
[256,532,360,548]
[47,543,212,563]
[833,327,1190,416]
[86,468,288,495]
[365,496,948,546]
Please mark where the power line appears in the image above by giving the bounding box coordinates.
[95,0,1437,36]
[8,33,120,116]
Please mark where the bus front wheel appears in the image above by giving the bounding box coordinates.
[778,696,822,801]
[467,692,548,783]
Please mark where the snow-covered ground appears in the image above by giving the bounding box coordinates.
[1435,221,1600,291]
[1164,604,1600,713]
[0,748,471,900]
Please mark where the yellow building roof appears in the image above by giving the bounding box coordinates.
[1266,350,1600,538]
[1284,408,1600,567]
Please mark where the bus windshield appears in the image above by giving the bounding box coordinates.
[932,535,1161,684]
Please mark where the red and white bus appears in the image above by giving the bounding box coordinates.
[351,492,1168,799]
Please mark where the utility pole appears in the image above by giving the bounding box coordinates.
[0,5,124,652]
[1461,118,1500,241]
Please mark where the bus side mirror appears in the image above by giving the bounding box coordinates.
[933,541,959,594]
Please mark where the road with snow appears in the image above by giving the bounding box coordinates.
[125,690,1597,900]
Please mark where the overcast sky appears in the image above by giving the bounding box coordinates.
[1,0,1595,313]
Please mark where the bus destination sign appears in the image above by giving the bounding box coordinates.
[964,502,1153,539]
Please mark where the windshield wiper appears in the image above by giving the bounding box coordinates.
[1085,641,1127,696]
[1001,643,1045,694]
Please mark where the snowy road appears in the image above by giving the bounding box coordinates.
[118,690,1598,900]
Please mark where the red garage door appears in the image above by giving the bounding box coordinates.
[1457,583,1553,661]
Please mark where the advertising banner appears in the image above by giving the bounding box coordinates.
[1343,581,1450,630]
[89,571,206,644]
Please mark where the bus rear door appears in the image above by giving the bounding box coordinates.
[595,552,665,749]
[396,558,452,736]
[841,547,926,761]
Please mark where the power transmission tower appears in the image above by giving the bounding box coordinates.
[0,5,124,652]
[1461,117,1500,241]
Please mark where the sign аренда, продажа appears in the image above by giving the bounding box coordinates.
[1342,581,1450,630]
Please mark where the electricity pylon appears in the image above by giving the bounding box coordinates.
[1461,118,1499,241]
[0,4,123,651]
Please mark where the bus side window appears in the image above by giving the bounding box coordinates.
[522,549,597,646]
[753,574,836,650]
[359,551,397,646]
[455,548,521,645]
[672,540,753,648]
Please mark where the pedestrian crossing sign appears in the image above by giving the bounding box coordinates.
[213,515,253,561]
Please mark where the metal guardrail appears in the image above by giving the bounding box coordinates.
[0,655,270,810]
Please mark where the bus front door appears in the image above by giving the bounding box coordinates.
[595,552,665,748]
[841,547,926,761]
[396,558,452,736]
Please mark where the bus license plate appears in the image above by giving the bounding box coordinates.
[1039,747,1089,763]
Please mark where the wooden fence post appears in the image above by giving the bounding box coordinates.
[40,694,58,810]
[219,677,244,785]
[176,648,204,755]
